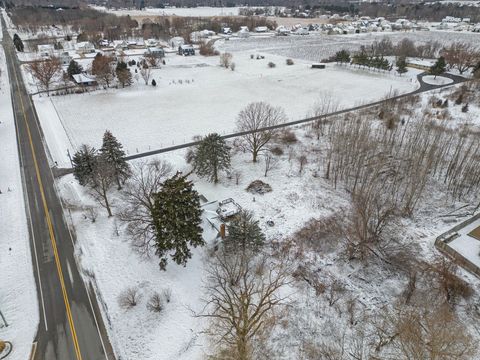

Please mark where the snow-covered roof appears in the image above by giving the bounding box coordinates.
[72,73,96,84]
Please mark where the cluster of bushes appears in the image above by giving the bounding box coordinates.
[118,286,172,313]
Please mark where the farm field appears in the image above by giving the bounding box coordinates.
[37,51,417,166]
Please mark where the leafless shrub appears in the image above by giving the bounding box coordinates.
[147,292,164,312]
[279,129,297,144]
[230,62,236,71]
[268,61,276,68]
[162,287,172,303]
[270,146,283,156]
[118,286,141,309]
[286,58,294,65]
[84,206,98,223]
[220,52,233,68]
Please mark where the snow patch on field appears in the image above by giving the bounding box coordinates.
[422,75,454,85]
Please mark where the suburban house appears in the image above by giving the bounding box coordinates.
[169,36,184,49]
[72,73,97,86]
[75,41,95,54]
[146,47,165,58]
[144,38,159,48]
[59,51,72,65]
[111,40,128,50]
[254,26,269,32]
[178,44,195,56]
[37,44,55,57]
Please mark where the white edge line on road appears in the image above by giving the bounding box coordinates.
[4,39,49,332]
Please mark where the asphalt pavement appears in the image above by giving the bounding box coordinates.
[1,17,115,360]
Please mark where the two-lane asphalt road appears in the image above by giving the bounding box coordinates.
[1,17,115,360]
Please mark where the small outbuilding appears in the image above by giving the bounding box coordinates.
[72,73,97,86]
[178,44,195,56]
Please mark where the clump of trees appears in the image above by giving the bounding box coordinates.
[72,131,130,217]
[441,42,480,74]
[91,53,115,88]
[115,61,132,88]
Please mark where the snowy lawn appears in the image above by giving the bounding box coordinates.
[422,75,454,86]
[448,219,480,268]
[36,51,417,166]
[0,29,38,360]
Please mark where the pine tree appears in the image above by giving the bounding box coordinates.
[13,33,24,52]
[396,56,408,75]
[152,173,204,270]
[72,144,97,186]
[67,60,83,78]
[192,133,230,183]
[335,49,350,64]
[100,130,130,189]
[116,62,132,88]
[430,56,446,79]
[225,210,265,253]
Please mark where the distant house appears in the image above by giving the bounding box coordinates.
[98,39,109,47]
[37,44,55,57]
[111,40,128,50]
[254,26,269,33]
[59,51,72,65]
[146,47,165,58]
[72,73,97,86]
[178,44,195,56]
[169,36,184,49]
[238,29,250,38]
[75,41,95,54]
[144,38,159,48]
[221,27,232,35]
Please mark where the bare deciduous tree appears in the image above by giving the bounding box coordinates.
[140,65,151,85]
[236,102,287,162]
[27,57,61,95]
[201,250,290,360]
[88,155,116,217]
[119,160,172,256]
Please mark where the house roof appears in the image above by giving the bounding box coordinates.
[72,73,96,84]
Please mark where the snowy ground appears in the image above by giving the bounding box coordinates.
[93,5,249,17]
[33,51,417,167]
[422,75,454,85]
[217,30,480,62]
[449,219,480,268]
[0,17,39,360]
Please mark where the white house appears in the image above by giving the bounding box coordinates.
[169,36,184,49]
[75,41,95,54]
[59,51,72,65]
[37,44,55,57]
[254,26,268,33]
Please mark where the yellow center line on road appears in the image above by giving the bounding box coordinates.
[9,48,83,360]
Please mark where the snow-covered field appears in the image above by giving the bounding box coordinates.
[36,51,417,167]
[0,16,38,360]
[93,5,248,17]
[217,31,480,62]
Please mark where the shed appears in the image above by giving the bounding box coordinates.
[311,63,326,69]
[178,44,195,56]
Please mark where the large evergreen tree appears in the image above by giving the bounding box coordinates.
[152,173,204,270]
[13,33,24,52]
[396,56,408,75]
[72,144,97,186]
[192,133,230,183]
[430,56,446,79]
[225,210,265,253]
[100,130,130,189]
[67,60,83,78]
